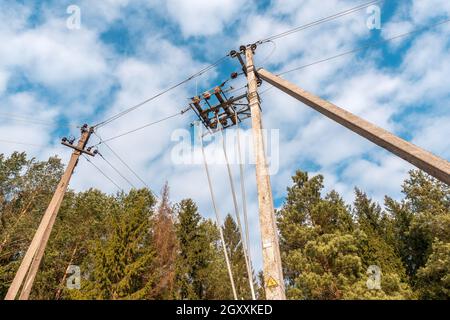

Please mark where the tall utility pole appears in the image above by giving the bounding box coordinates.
[244,46,286,300]
[5,125,95,300]
[258,69,450,185]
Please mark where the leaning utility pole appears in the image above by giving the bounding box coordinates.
[244,46,286,300]
[258,69,450,185]
[5,125,95,300]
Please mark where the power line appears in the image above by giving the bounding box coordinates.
[0,139,46,148]
[258,40,277,65]
[82,155,123,192]
[0,113,78,129]
[97,151,136,189]
[0,118,53,127]
[0,115,53,127]
[257,0,383,43]
[273,18,450,76]
[0,112,54,123]
[199,130,238,300]
[94,55,230,129]
[93,132,149,189]
[93,109,188,145]
[218,117,256,299]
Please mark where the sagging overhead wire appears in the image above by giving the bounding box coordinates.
[0,116,53,127]
[0,113,78,129]
[233,111,254,297]
[257,0,383,44]
[94,55,231,129]
[0,139,46,148]
[97,151,136,189]
[94,132,149,189]
[92,108,189,146]
[199,128,238,300]
[275,17,450,76]
[217,116,256,300]
[82,155,123,192]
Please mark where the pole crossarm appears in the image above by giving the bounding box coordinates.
[258,69,450,185]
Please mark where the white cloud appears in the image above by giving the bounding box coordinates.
[413,116,450,159]
[165,0,249,37]
[0,20,108,88]
[0,71,7,95]
[0,92,61,156]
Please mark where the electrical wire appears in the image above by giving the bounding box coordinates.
[257,0,383,44]
[199,128,238,300]
[94,132,149,189]
[97,151,136,189]
[0,113,79,129]
[276,17,450,76]
[82,155,123,192]
[0,117,53,127]
[257,40,277,66]
[218,116,256,300]
[0,112,53,124]
[234,110,255,299]
[92,109,188,146]
[94,55,230,129]
[0,139,46,148]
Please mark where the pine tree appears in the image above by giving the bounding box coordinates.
[385,170,450,293]
[416,241,450,299]
[278,170,414,299]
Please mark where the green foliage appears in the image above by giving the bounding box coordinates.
[416,241,450,299]
[278,170,422,300]
[0,152,448,300]
[0,152,64,297]
[70,189,158,300]
[385,171,450,283]
[174,199,233,300]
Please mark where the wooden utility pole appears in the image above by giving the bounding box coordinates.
[258,69,450,185]
[5,125,95,300]
[244,47,286,300]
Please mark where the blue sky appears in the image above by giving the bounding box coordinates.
[1,0,449,273]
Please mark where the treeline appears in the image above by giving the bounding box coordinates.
[0,152,449,299]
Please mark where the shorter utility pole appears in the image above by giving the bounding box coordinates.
[5,125,96,300]
[243,45,286,300]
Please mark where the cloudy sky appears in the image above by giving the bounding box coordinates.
[1,0,449,271]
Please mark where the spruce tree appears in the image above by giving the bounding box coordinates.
[174,199,233,300]
[223,214,254,299]
[71,189,158,300]
[175,199,209,299]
